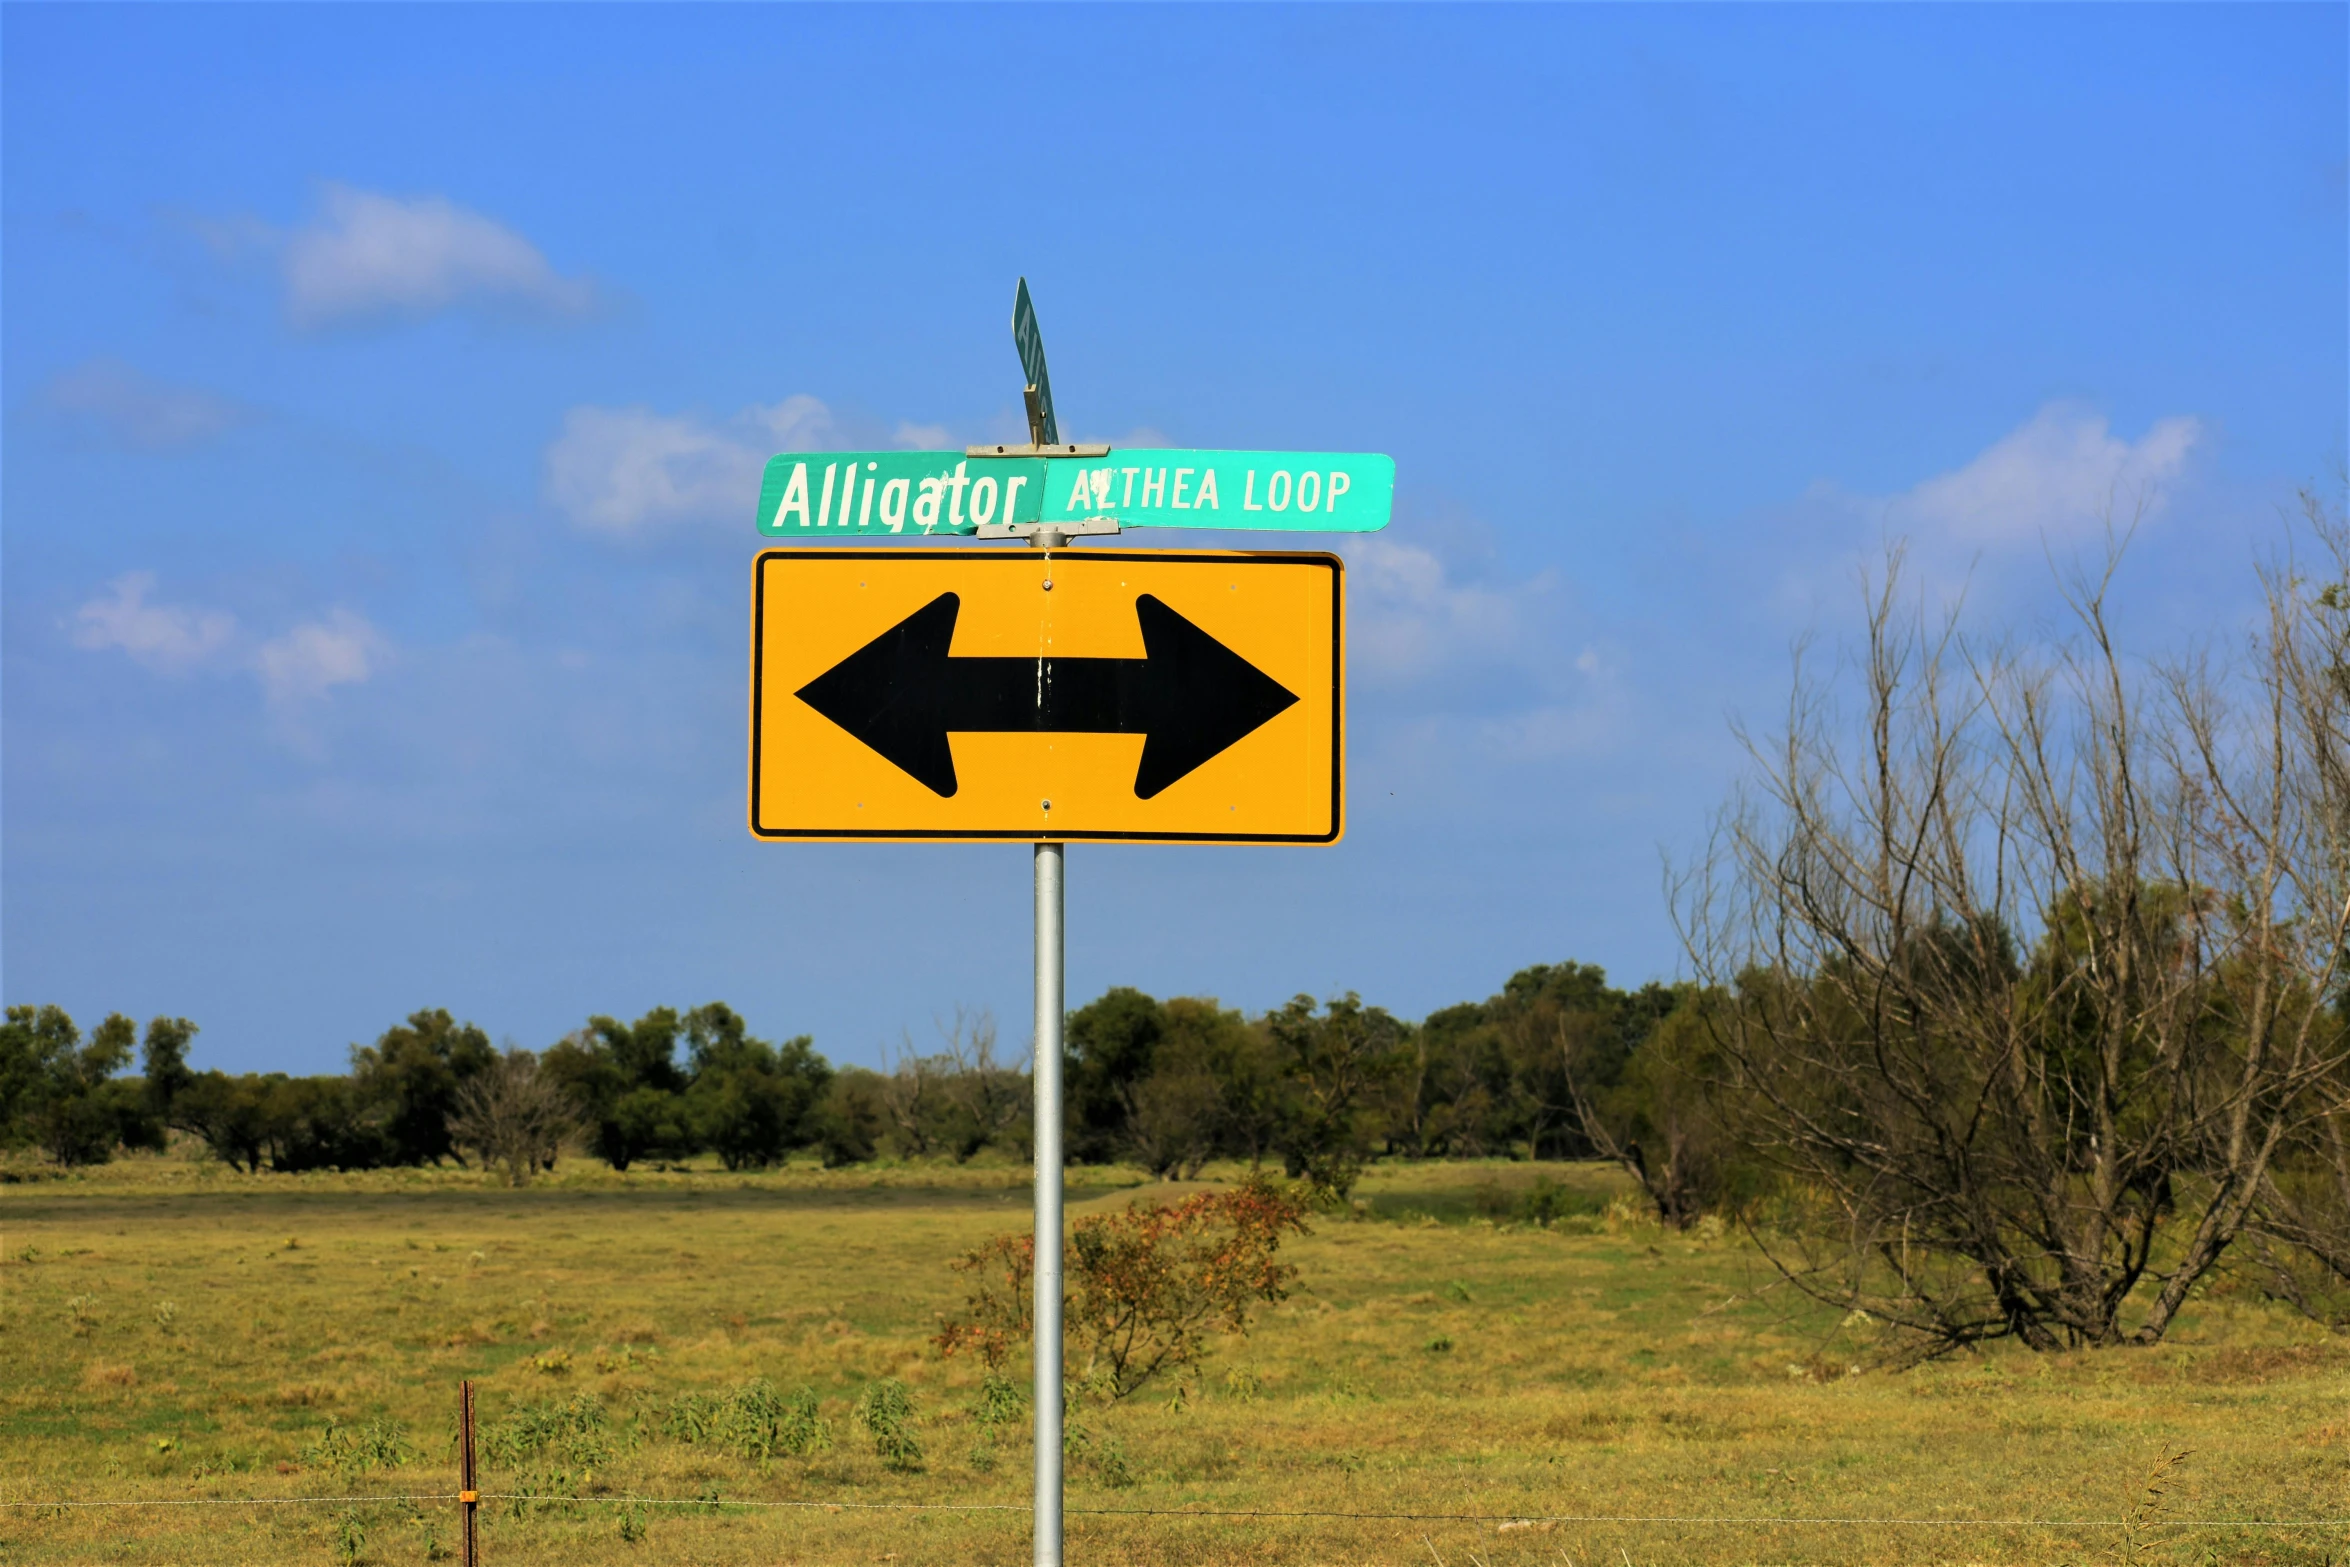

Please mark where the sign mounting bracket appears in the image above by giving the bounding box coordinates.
[967,443,1110,458]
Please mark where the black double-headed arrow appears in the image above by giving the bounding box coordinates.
[796,592,1298,799]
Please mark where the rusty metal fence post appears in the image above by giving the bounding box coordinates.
[459,1379,479,1567]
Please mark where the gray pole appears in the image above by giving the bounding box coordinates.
[1031,838,1065,1567]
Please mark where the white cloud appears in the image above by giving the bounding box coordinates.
[1349,537,1561,687]
[255,611,389,705]
[72,574,238,671]
[43,360,247,450]
[1887,403,2201,545]
[72,574,386,708]
[543,395,860,536]
[270,183,595,327]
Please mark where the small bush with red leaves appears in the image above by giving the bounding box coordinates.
[936,1175,1311,1400]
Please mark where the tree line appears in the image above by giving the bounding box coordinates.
[0,963,1706,1200]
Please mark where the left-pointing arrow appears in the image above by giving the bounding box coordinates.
[795,592,1299,800]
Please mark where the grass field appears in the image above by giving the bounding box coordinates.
[2,1153,2343,1566]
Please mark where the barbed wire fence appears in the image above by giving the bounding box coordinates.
[4,1381,2342,1563]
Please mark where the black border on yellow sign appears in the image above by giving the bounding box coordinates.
[749,548,1344,844]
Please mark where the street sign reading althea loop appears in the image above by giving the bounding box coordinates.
[757,449,1392,537]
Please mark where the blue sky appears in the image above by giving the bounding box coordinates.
[5,4,2343,1075]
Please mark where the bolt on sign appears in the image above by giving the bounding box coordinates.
[756,449,1395,537]
[748,549,1343,843]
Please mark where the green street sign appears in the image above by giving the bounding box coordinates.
[758,451,1046,537]
[756,449,1392,537]
[1037,450,1391,533]
[1012,278,1059,446]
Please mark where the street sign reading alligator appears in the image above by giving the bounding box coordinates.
[754,449,1392,537]
[748,549,1343,842]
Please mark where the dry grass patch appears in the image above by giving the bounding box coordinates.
[0,1156,2341,1565]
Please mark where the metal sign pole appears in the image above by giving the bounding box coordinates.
[1031,838,1065,1567]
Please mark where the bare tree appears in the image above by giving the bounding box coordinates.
[874,1009,1028,1163]
[2240,480,2350,1328]
[878,1035,940,1158]
[448,1048,580,1188]
[937,1006,1025,1161]
[1680,525,2350,1353]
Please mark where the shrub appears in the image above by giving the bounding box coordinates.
[302,1418,416,1478]
[481,1394,611,1469]
[937,1174,1312,1401]
[717,1379,830,1462]
[852,1378,923,1471]
[662,1382,830,1462]
[971,1369,1026,1429]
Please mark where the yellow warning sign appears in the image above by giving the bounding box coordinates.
[749,549,1343,843]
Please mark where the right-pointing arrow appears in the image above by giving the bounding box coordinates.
[795,592,1299,799]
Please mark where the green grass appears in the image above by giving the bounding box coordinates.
[2,1152,2343,1565]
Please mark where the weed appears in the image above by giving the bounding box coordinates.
[853,1377,924,1471]
[331,1508,365,1567]
[483,1393,612,1469]
[1222,1365,1264,1401]
[718,1378,831,1462]
[973,1368,1027,1428]
[2118,1445,2193,1564]
[1425,1335,1455,1353]
[303,1418,416,1478]
[1062,1420,1138,1487]
[1093,1429,1136,1488]
[617,1499,648,1543]
[661,1390,721,1446]
[65,1292,99,1334]
[1443,1280,1473,1303]
[151,1299,177,1329]
[531,1348,573,1375]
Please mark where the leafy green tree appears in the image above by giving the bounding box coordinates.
[1067,987,1166,1162]
[810,1068,889,1166]
[607,1083,692,1167]
[1,1007,159,1166]
[249,1074,387,1171]
[140,1017,199,1120]
[681,1002,831,1170]
[1265,993,1405,1199]
[543,1008,689,1170]
[1560,985,1740,1226]
[0,1005,74,1151]
[349,1010,496,1166]
[171,1071,275,1172]
[1127,998,1257,1178]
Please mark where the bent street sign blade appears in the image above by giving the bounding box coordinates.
[796,592,1299,800]
[755,449,1391,537]
[1012,277,1059,447]
[750,549,1343,843]
[1040,450,1393,533]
